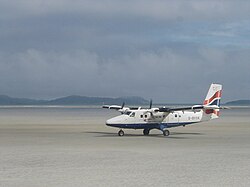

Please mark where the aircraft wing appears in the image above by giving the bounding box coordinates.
[158,104,230,113]
[102,104,140,110]
[157,105,221,112]
[102,104,135,114]
[102,105,123,110]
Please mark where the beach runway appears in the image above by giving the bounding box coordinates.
[0,107,250,186]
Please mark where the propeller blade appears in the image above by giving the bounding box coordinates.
[149,99,152,109]
[121,102,125,109]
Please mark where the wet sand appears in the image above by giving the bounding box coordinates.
[0,107,250,186]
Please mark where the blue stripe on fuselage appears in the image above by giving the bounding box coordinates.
[106,122,197,130]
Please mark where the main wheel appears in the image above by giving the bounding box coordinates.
[163,130,170,136]
[118,130,124,136]
[143,129,150,135]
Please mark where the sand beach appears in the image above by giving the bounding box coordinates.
[0,106,249,186]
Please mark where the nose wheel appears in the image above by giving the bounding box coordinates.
[163,130,170,136]
[118,130,124,136]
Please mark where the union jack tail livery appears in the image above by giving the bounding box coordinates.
[203,83,222,119]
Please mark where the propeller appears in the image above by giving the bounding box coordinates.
[121,102,125,109]
[149,99,152,109]
[118,102,130,114]
[143,99,156,118]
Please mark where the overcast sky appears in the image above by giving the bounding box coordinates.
[0,0,250,103]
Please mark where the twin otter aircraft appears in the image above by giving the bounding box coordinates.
[103,83,223,137]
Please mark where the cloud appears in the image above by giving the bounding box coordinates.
[0,49,100,98]
[2,1,250,54]
[2,0,250,21]
[0,47,249,102]
[0,1,250,102]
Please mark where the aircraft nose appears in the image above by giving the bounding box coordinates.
[106,119,112,126]
[106,116,122,126]
[106,118,114,126]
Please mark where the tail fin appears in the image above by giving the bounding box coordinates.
[203,83,222,119]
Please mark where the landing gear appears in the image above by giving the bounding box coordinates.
[118,130,124,136]
[163,130,170,136]
[143,129,150,136]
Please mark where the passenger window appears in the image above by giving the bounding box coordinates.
[145,115,147,118]
[140,115,143,118]
[175,114,177,117]
[130,112,135,117]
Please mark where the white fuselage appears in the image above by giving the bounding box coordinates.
[106,109,208,130]
[104,83,222,136]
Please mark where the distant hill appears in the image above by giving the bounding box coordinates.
[225,100,250,106]
[0,95,148,105]
[0,95,44,105]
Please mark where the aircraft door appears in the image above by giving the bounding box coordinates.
[169,112,179,125]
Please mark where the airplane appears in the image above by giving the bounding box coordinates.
[103,83,224,137]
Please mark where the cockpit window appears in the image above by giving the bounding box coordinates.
[125,111,131,115]
[130,112,135,117]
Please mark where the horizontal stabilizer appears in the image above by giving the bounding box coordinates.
[203,105,220,110]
